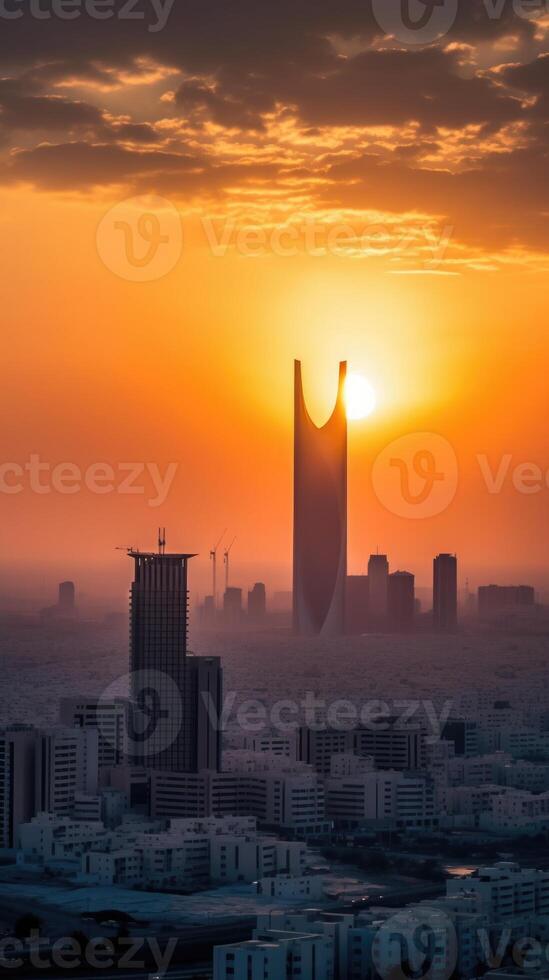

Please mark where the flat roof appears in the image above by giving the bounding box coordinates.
[128,551,197,560]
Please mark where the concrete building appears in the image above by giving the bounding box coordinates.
[257,910,353,980]
[325,770,436,830]
[478,585,535,617]
[368,554,389,625]
[128,548,195,772]
[35,727,98,816]
[352,724,427,771]
[223,587,243,626]
[59,697,127,769]
[0,726,37,849]
[298,728,354,775]
[151,766,329,835]
[19,812,105,860]
[214,931,332,980]
[248,583,266,624]
[433,553,458,631]
[387,571,415,631]
[447,862,549,920]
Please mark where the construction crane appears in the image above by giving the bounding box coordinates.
[223,537,236,592]
[209,530,226,609]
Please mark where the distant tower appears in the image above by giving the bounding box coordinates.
[128,547,222,772]
[368,554,389,625]
[388,571,415,631]
[223,587,243,626]
[293,360,347,635]
[58,581,75,610]
[433,553,458,631]
[129,548,195,771]
[248,583,267,624]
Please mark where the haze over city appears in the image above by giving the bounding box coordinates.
[2,1,549,979]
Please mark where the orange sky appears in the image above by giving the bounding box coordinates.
[1,2,549,605]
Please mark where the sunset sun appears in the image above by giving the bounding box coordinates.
[344,373,377,420]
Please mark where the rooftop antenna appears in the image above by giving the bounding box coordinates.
[224,537,237,592]
[158,528,166,555]
[210,529,226,609]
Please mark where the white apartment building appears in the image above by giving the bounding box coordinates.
[151,767,329,835]
[447,862,549,921]
[59,697,127,769]
[479,789,549,835]
[478,727,549,759]
[73,794,102,822]
[214,931,332,980]
[257,910,354,980]
[442,784,506,818]
[210,835,307,884]
[325,770,436,829]
[35,727,98,816]
[19,812,105,860]
[446,752,511,787]
[503,760,549,793]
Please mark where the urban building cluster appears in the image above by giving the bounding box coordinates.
[213,862,549,980]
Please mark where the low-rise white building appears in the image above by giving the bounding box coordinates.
[447,862,549,921]
[214,931,332,980]
[19,812,105,860]
[325,770,436,829]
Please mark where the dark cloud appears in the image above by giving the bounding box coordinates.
[322,142,549,248]
[501,53,549,118]
[0,0,547,259]
[0,79,104,130]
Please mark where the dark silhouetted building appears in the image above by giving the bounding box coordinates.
[442,719,479,757]
[223,587,243,625]
[129,550,223,773]
[248,582,266,624]
[345,575,369,634]
[0,726,37,848]
[40,580,78,622]
[388,571,415,631]
[478,584,535,617]
[293,360,347,635]
[59,581,75,611]
[129,549,194,772]
[184,655,222,772]
[433,553,458,631]
[368,553,389,626]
